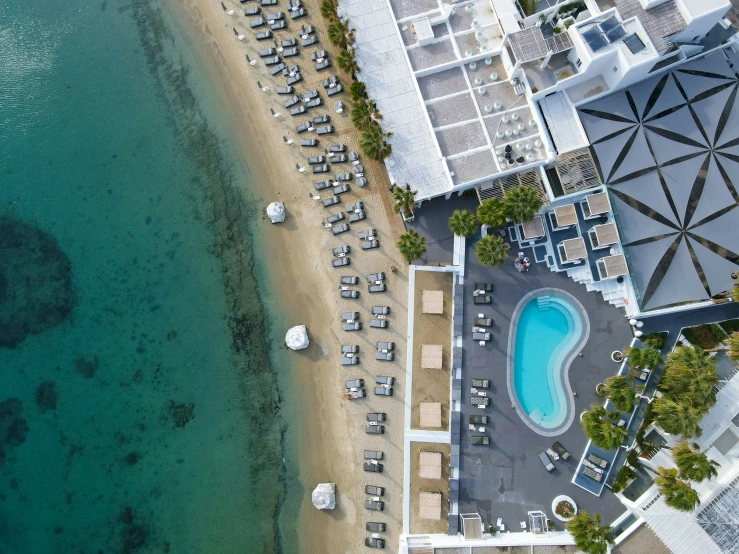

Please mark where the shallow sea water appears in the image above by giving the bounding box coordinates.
[0,0,300,552]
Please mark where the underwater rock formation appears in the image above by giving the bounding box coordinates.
[0,398,29,461]
[74,355,98,378]
[35,381,57,412]
[0,216,74,349]
[167,401,194,429]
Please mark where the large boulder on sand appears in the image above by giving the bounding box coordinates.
[285,325,309,350]
[266,202,286,223]
[312,483,336,510]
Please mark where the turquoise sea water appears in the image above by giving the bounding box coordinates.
[0,1,300,552]
[513,296,579,427]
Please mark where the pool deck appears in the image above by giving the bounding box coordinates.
[454,213,633,531]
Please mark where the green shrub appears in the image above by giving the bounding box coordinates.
[722,319,739,333]
[641,332,667,350]
[682,325,723,349]
[553,26,562,33]
[612,465,636,493]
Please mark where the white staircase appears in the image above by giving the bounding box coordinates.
[537,295,551,311]
[557,263,629,309]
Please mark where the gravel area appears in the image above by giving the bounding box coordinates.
[465,55,507,84]
[449,4,475,33]
[448,149,498,185]
[418,67,469,100]
[485,108,538,147]
[427,93,478,128]
[400,24,418,46]
[409,442,451,535]
[455,31,485,57]
[436,121,488,156]
[389,0,439,20]
[533,546,582,553]
[408,40,458,71]
[472,80,523,114]
[434,24,450,38]
[612,525,670,554]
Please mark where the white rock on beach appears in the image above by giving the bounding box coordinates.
[266,201,286,223]
[312,483,336,510]
[285,325,309,350]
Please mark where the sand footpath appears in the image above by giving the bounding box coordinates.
[166,0,408,551]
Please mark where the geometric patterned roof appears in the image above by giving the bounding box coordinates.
[578,50,739,311]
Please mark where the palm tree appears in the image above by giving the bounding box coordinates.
[604,375,637,413]
[502,186,542,222]
[349,81,367,101]
[624,346,661,370]
[392,184,418,218]
[448,210,479,237]
[475,235,510,268]
[476,198,507,228]
[672,441,720,482]
[581,403,628,450]
[652,396,707,438]
[328,19,350,49]
[320,0,337,19]
[360,125,392,161]
[397,229,426,262]
[566,511,614,554]
[660,345,718,407]
[350,99,381,131]
[337,49,359,77]
[655,467,700,512]
[729,332,739,361]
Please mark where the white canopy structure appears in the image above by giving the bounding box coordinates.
[285,325,309,350]
[266,202,286,223]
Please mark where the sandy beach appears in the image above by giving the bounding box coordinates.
[166,0,409,551]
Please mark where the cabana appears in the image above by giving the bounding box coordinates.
[550,203,578,230]
[421,344,443,369]
[557,237,587,264]
[580,191,611,219]
[597,254,629,280]
[520,215,545,241]
[588,222,619,250]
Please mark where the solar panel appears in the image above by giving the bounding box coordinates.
[582,27,602,43]
[624,34,646,53]
[589,35,609,52]
[606,25,626,42]
[599,15,620,33]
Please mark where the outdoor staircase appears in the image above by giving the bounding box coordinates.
[530,407,545,423]
[557,261,629,309]
[537,295,551,311]
[513,81,526,95]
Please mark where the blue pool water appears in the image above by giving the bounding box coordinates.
[512,294,583,430]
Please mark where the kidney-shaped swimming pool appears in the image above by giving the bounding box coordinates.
[507,289,590,436]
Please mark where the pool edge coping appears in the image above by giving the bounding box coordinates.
[506,287,591,438]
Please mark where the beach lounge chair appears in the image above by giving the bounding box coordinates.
[342,345,359,353]
[326,211,343,223]
[245,6,261,15]
[470,435,490,445]
[316,125,334,135]
[327,84,343,96]
[372,306,390,315]
[308,155,326,165]
[282,47,299,57]
[368,284,386,293]
[296,120,313,133]
[329,154,346,164]
[375,376,394,385]
[313,115,330,125]
[283,95,300,108]
[289,105,307,116]
[583,467,603,482]
[366,272,384,282]
[340,355,358,364]
[301,138,318,147]
[349,151,360,161]
[340,276,358,285]
[340,290,358,299]
[340,311,358,322]
[375,352,394,361]
[366,522,386,532]
[348,211,365,223]
[311,50,328,61]
[331,258,349,268]
[334,100,344,113]
[370,319,387,329]
[322,75,339,88]
[345,388,365,399]
[470,397,489,406]
[276,86,294,95]
[366,412,385,422]
[364,498,384,509]
[376,341,394,350]
[469,415,488,424]
[538,452,555,472]
[322,196,339,207]
[335,172,352,181]
[266,11,284,20]
[285,73,302,85]
[472,332,491,341]
[332,223,349,235]
[312,164,329,174]
[290,7,307,18]
[356,177,367,187]
[588,453,608,468]
[250,17,265,27]
[333,184,350,195]
[474,317,492,327]
[305,97,322,109]
[344,378,363,388]
[270,20,286,30]
[552,442,570,460]
[315,59,331,71]
[299,24,315,34]
[470,379,489,388]
[363,462,383,474]
[364,450,383,460]
[260,0,277,5]
[328,143,346,152]
[258,47,276,57]
[475,283,493,292]
[365,485,385,496]
[366,423,384,434]
[301,35,319,46]
[353,164,364,174]
[473,295,491,305]
[281,38,297,47]
[264,56,281,66]
[346,201,364,213]
[583,460,604,474]
[365,537,385,549]
[268,62,285,75]
[343,322,361,331]
[255,30,272,40]
[374,386,393,396]
[362,240,379,250]
[283,64,300,76]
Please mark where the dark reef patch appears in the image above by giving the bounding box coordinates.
[0,398,29,461]
[117,506,150,554]
[36,381,58,412]
[166,401,194,429]
[0,216,74,349]
[123,451,140,466]
[74,355,99,378]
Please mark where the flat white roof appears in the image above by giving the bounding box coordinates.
[538,92,588,154]
[678,0,729,19]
